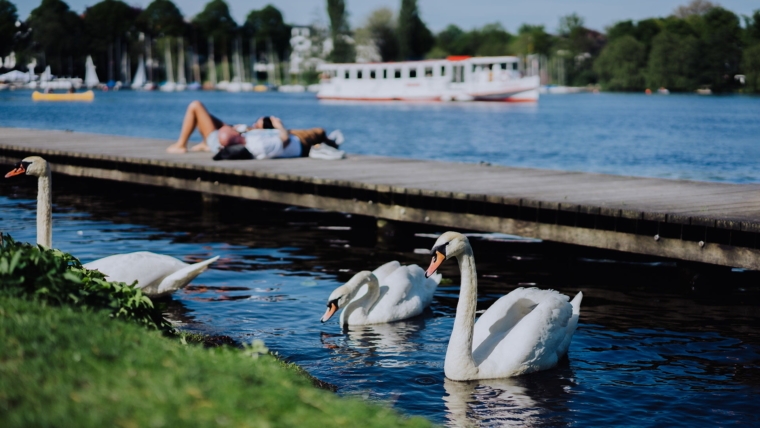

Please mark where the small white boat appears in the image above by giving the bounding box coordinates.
[279,84,306,93]
[317,55,540,102]
[84,56,100,89]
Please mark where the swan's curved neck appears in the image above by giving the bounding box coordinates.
[445,245,479,380]
[342,276,381,322]
[37,171,52,248]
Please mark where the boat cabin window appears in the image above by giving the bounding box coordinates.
[500,63,507,70]
[370,70,376,79]
[344,70,350,79]
[383,69,388,79]
[440,65,446,76]
[409,68,417,78]
[512,62,518,70]
[424,67,433,77]
[394,69,401,78]
[357,70,363,79]
[452,65,464,83]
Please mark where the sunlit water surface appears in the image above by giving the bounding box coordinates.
[1,91,760,426]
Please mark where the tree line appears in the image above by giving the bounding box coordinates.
[0,0,758,92]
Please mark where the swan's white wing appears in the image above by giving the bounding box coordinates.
[472,288,573,378]
[555,291,583,358]
[372,260,401,282]
[155,256,220,296]
[84,252,187,293]
[366,265,437,324]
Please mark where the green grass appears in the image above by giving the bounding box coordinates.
[0,296,433,428]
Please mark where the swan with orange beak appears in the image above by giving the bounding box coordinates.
[423,231,583,380]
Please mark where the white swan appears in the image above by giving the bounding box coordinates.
[425,231,583,380]
[5,156,219,297]
[320,260,442,326]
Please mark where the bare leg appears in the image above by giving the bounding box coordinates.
[167,101,225,153]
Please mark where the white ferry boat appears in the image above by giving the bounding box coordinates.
[317,55,539,102]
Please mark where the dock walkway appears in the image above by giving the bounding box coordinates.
[2,127,760,270]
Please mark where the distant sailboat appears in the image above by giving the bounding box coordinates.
[176,37,187,91]
[84,55,100,89]
[160,39,176,92]
[131,55,147,90]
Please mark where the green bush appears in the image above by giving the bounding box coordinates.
[0,234,169,330]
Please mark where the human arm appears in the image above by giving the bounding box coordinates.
[269,116,289,143]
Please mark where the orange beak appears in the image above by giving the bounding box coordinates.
[321,302,338,323]
[5,165,26,178]
[425,251,446,278]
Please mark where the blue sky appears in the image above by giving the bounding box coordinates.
[14,0,760,33]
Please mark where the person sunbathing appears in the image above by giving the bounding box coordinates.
[165,100,344,159]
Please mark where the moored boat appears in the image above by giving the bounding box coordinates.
[32,90,95,101]
[317,55,539,102]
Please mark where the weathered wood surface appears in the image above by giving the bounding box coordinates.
[2,127,760,269]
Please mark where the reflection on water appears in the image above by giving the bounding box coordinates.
[2,176,760,427]
[322,320,426,369]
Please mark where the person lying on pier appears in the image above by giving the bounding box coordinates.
[165,100,345,160]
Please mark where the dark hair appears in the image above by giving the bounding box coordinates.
[262,116,273,129]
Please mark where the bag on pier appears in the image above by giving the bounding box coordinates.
[213,144,253,161]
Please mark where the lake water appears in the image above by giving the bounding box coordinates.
[2,91,760,426]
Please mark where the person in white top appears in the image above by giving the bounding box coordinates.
[165,100,344,159]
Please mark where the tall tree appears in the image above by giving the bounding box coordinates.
[698,7,742,92]
[673,0,717,19]
[647,30,700,91]
[193,0,238,56]
[83,0,139,81]
[28,0,85,75]
[136,0,186,38]
[743,44,760,92]
[0,0,18,60]
[397,0,433,60]
[244,5,291,60]
[326,0,354,62]
[361,8,398,61]
[512,24,552,56]
[594,35,647,91]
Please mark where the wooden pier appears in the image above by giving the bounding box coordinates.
[2,127,760,270]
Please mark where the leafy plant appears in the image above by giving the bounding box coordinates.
[0,233,169,330]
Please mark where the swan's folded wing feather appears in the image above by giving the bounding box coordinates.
[155,256,220,296]
[84,252,187,293]
[484,294,572,376]
[372,260,401,282]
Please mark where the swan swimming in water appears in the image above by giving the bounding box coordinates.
[425,231,583,380]
[321,260,442,326]
[5,156,219,297]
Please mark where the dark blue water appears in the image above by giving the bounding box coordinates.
[2,91,760,426]
[1,90,759,183]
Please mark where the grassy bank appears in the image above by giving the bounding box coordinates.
[0,296,431,427]
[0,237,432,427]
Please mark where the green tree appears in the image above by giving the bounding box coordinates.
[698,7,742,92]
[511,24,552,56]
[244,5,291,60]
[83,0,139,81]
[594,35,647,91]
[743,10,760,45]
[326,0,355,63]
[430,24,466,56]
[193,0,238,57]
[743,44,760,92]
[0,0,17,60]
[360,8,398,61]
[136,0,185,38]
[28,0,85,75]
[646,30,700,91]
[473,23,512,56]
[397,0,434,60]
[606,20,635,41]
